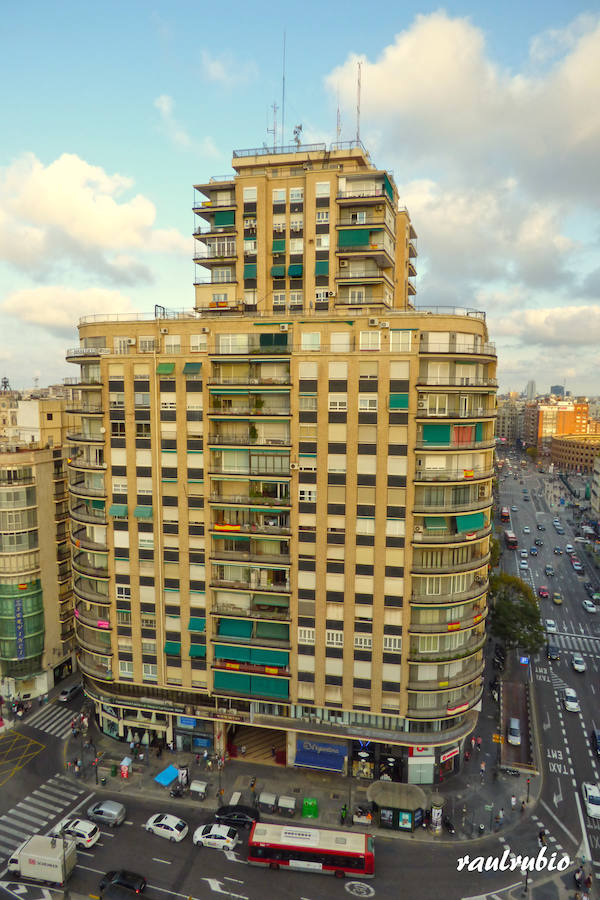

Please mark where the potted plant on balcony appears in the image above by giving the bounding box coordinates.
[249,423,258,443]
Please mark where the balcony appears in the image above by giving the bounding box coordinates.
[64,376,103,388]
[208,405,291,418]
[336,242,395,268]
[408,632,486,663]
[207,375,291,386]
[192,198,236,211]
[413,465,494,483]
[419,341,496,357]
[71,527,108,553]
[66,431,105,444]
[415,407,496,420]
[193,247,236,265]
[75,604,112,630]
[336,187,390,203]
[77,652,113,682]
[209,493,291,508]
[69,480,106,499]
[73,579,110,605]
[211,576,290,593]
[75,621,112,655]
[408,607,487,635]
[210,548,291,565]
[207,433,290,447]
[66,347,110,362]
[406,686,483,720]
[411,580,488,607]
[413,524,491,546]
[72,553,108,580]
[417,376,497,388]
[335,267,392,286]
[211,343,290,357]
[415,438,496,451]
[411,552,490,575]
[65,401,103,415]
[211,521,290,537]
[67,455,105,472]
[211,600,290,622]
[412,495,491,515]
[209,463,290,477]
[70,504,107,527]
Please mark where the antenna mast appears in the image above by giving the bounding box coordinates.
[356,61,362,143]
[281,31,286,149]
[267,103,278,152]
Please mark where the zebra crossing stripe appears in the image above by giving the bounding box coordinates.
[0,823,33,840]
[9,810,43,827]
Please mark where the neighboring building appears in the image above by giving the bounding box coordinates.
[550,385,564,398]
[523,399,592,452]
[525,380,536,402]
[0,384,19,440]
[550,434,600,474]
[496,399,521,446]
[590,456,600,521]
[65,142,497,785]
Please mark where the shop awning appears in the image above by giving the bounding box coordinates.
[109,504,128,517]
[188,617,206,632]
[183,362,202,374]
[456,512,485,533]
[164,641,181,655]
[189,645,206,658]
[134,505,153,519]
[156,362,175,375]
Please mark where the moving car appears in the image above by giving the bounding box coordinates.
[563,688,580,712]
[144,813,188,842]
[87,801,126,827]
[592,730,600,756]
[553,546,563,555]
[552,592,563,605]
[193,823,239,850]
[582,599,597,614]
[545,619,558,633]
[99,871,147,894]
[519,560,528,570]
[566,544,574,553]
[520,549,528,559]
[538,586,549,599]
[546,643,560,660]
[59,683,82,703]
[214,805,260,829]
[50,818,99,848]
[582,782,600,818]
[535,538,544,546]
[511,505,518,511]
[584,582,595,596]
[573,561,584,573]
[537,524,546,531]
[545,565,555,576]
[572,653,586,672]
[523,526,531,534]
[530,547,538,556]
[523,495,530,501]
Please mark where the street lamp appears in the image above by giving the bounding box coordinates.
[526,777,530,803]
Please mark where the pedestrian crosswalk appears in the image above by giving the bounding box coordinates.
[551,632,600,655]
[0,773,87,861]
[22,703,78,739]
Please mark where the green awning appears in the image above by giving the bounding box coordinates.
[383,173,394,203]
[250,675,289,699]
[157,363,175,375]
[134,505,153,518]
[390,393,409,409]
[423,423,451,443]
[475,422,483,441]
[214,670,250,693]
[244,263,257,278]
[91,499,105,510]
[255,621,289,640]
[183,362,202,374]
[212,533,250,541]
[272,239,286,253]
[424,516,447,531]
[214,210,235,227]
[109,504,128,517]
[188,617,206,632]
[456,512,485,533]
[288,264,303,277]
[271,265,285,278]
[338,228,371,247]
[253,594,288,607]
[218,618,253,638]
[315,260,329,275]
[189,645,206,658]
[215,644,251,662]
[164,641,181,655]
[250,647,289,666]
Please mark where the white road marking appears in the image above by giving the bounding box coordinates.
[152,858,172,864]
[539,798,579,845]
[574,791,593,862]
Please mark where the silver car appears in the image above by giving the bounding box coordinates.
[87,800,126,827]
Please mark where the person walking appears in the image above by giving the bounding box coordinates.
[476,735,482,752]
[480,760,486,781]
[497,808,504,825]
[471,736,476,752]
[521,800,526,814]
[511,794,517,810]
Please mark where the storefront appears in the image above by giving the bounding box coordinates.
[174,715,214,752]
[350,741,403,781]
[437,745,460,781]
[293,737,348,773]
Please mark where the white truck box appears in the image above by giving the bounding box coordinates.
[8,834,77,884]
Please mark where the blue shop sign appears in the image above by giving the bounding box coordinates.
[294,739,347,772]
[14,598,25,660]
[178,716,197,728]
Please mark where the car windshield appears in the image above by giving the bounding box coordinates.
[175,822,185,832]
[589,793,600,805]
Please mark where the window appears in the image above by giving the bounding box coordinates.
[190,334,207,353]
[354,634,373,650]
[212,292,228,304]
[141,614,156,628]
[273,292,286,308]
[356,518,375,535]
[326,630,344,647]
[301,333,321,351]
[330,333,351,353]
[383,635,402,652]
[390,330,412,352]
[290,238,303,253]
[165,335,181,353]
[243,186,257,202]
[290,187,304,202]
[244,239,257,254]
[112,479,128,493]
[299,488,317,503]
[213,268,233,283]
[316,234,330,249]
[298,627,315,644]
[327,454,346,473]
[386,519,405,536]
[116,610,131,625]
[316,182,330,197]
[139,337,156,353]
[329,361,348,379]
[143,663,158,680]
[359,360,378,378]
[328,394,348,411]
[119,660,134,677]
[359,395,378,411]
[299,361,318,379]
[134,392,150,408]
[142,639,157,653]
[316,210,329,223]
[116,586,131,600]
[349,287,365,303]
[351,210,367,224]
[360,331,381,351]
[290,218,303,231]
[272,189,286,203]
[289,291,303,307]
[218,333,248,353]
[109,392,124,408]
[299,396,317,411]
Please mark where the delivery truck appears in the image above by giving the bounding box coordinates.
[8,834,77,884]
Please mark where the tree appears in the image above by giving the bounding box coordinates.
[489,536,501,569]
[526,446,538,461]
[490,573,544,654]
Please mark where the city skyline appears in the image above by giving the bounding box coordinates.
[1,1,599,392]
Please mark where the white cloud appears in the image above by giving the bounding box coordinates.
[201,50,258,87]
[154,93,192,149]
[1,286,138,337]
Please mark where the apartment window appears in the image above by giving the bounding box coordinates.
[360,360,378,379]
[119,660,134,677]
[143,663,158,680]
[360,331,381,351]
[289,291,303,307]
[290,238,303,253]
[328,394,348,412]
[112,479,128,493]
[273,292,286,308]
[116,586,131,600]
[134,392,150,407]
[116,610,131,625]
[213,268,233,283]
[212,293,228,304]
[359,395,378,411]
[272,189,286,203]
[331,333,351,353]
[386,519,405,536]
[299,488,317,503]
[141,614,156,628]
[109,392,124,408]
[354,635,373,650]
[298,627,315,644]
[165,335,181,353]
[316,234,330,249]
[351,210,367,224]
[329,361,347,379]
[243,186,257,202]
[349,287,365,303]
[327,454,346,473]
[356,517,375,535]
[299,455,317,471]
[290,187,304,202]
[301,333,321,351]
[142,639,157,654]
[218,333,248,353]
[326,630,344,647]
[315,182,330,197]
[190,334,207,353]
[139,337,156,353]
[300,423,318,440]
[383,635,402,652]
[290,218,303,231]
[244,238,257,254]
[316,210,329,223]
[299,361,318,379]
[299,395,317,411]
[390,330,412,352]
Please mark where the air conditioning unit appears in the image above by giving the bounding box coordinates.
[202,327,210,334]
[290,462,299,470]
[100,427,106,433]
[127,338,136,346]
[375,205,384,212]
[379,321,390,328]
[327,290,336,297]
[279,324,289,332]
[417,400,427,409]
[159,328,169,335]
[369,317,378,326]
[340,260,349,268]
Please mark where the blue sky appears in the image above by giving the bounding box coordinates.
[1,1,599,393]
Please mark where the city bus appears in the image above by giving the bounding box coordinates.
[500,506,510,523]
[504,530,518,550]
[247,823,375,878]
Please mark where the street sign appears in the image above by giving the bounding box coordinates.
[520,656,530,665]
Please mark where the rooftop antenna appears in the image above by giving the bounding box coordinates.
[267,102,278,152]
[281,31,286,148]
[356,60,362,143]
[293,124,302,149]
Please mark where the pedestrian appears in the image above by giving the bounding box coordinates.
[471,736,476,752]
[497,808,504,825]
[480,760,486,780]
[585,873,592,891]
[538,829,546,847]
[574,867,583,889]
[476,736,482,752]
[271,746,276,758]
[511,794,516,810]
[521,800,526,813]
[241,745,246,756]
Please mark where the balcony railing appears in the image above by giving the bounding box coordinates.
[211,576,290,593]
[337,187,387,200]
[209,405,291,417]
[415,438,496,451]
[413,466,494,482]
[416,408,496,420]
[75,603,111,629]
[73,579,110,605]
[411,553,491,575]
[406,686,483,719]
[211,601,290,622]
[417,376,498,388]
[210,549,290,565]
[420,341,496,356]
[209,464,290,477]
[211,345,290,356]
[66,431,105,443]
[408,607,487,634]
[69,480,106,498]
[335,269,391,282]
[77,652,113,681]
[65,403,103,415]
[67,456,105,471]
[408,633,486,663]
[209,493,291,507]
[412,524,491,544]
[66,347,110,360]
[208,433,290,446]
[412,496,491,515]
[211,522,290,536]
[72,555,109,580]
[207,376,291,386]
[70,504,107,526]
[193,247,236,260]
[407,661,485,692]
[71,528,108,553]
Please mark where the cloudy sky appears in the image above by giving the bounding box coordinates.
[1,1,599,393]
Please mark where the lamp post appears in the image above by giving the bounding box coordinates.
[526,777,531,803]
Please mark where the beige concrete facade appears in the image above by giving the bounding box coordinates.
[66,143,497,783]
[550,433,600,473]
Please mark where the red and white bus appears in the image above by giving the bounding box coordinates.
[247,823,375,878]
[504,530,518,550]
[500,506,510,523]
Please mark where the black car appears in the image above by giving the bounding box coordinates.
[592,730,600,756]
[537,524,546,531]
[584,582,595,597]
[99,870,147,894]
[214,805,260,829]
[534,538,544,546]
[547,643,560,661]
[553,547,563,555]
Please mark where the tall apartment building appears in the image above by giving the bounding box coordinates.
[496,399,522,446]
[523,399,591,452]
[0,401,75,701]
[66,142,497,784]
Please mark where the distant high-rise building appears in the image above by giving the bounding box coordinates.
[550,385,564,398]
[525,380,536,402]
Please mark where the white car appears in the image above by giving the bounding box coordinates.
[563,688,580,712]
[193,823,239,850]
[523,526,531,534]
[572,653,587,673]
[582,782,600,818]
[545,619,558,634]
[565,544,574,553]
[519,560,529,570]
[144,813,188,842]
[50,817,100,848]
[583,599,597,614]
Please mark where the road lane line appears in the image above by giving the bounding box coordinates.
[539,798,578,845]
[152,858,172,864]
[76,864,246,900]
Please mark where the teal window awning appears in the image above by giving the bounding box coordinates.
[288,263,303,277]
[134,505,153,519]
[108,504,128,517]
[475,422,483,441]
[91,499,105,510]
[214,644,251,662]
[271,265,285,278]
[188,617,206,632]
[183,362,202,374]
[250,675,289,699]
[244,263,257,278]
[383,173,394,203]
[214,210,235,227]
[218,618,253,638]
[250,647,289,667]
[389,393,409,409]
[214,670,250,693]
[338,228,371,247]
[423,423,451,443]
[253,594,288,607]
[255,621,289,640]
[272,239,286,253]
[189,644,206,658]
[164,641,181,655]
[315,260,329,276]
[157,362,175,375]
[424,516,447,531]
[456,512,485,533]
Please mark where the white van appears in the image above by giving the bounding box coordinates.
[507,718,521,746]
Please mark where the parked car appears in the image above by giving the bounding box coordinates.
[59,683,82,703]
[214,805,260,829]
[507,717,521,746]
[193,823,239,850]
[144,813,188,842]
[545,619,558,633]
[591,730,600,756]
[582,599,597,614]
[563,688,580,712]
[87,801,126,827]
[572,653,587,673]
[99,871,147,894]
[582,782,600,818]
[50,818,99,848]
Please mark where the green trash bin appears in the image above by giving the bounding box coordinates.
[111,763,118,777]
[302,798,319,819]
